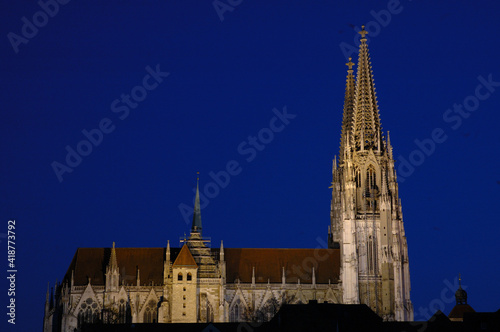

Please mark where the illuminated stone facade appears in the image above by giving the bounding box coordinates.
[42,183,341,331]
[43,27,413,331]
[328,27,413,321]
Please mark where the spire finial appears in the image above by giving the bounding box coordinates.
[346,57,354,71]
[359,25,368,39]
[459,273,462,287]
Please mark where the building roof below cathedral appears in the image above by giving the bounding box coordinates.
[64,246,340,286]
[64,247,170,286]
[224,248,340,284]
[172,244,197,267]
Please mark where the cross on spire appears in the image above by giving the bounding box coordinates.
[359,25,368,39]
[346,57,354,71]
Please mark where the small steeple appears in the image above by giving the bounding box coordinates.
[166,240,171,262]
[449,274,475,321]
[387,131,394,159]
[109,242,118,272]
[282,267,286,286]
[252,266,256,286]
[220,240,224,261]
[455,273,467,305]
[312,267,316,286]
[164,240,171,282]
[191,173,202,233]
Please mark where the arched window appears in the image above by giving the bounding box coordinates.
[86,307,93,323]
[118,299,127,324]
[365,165,378,210]
[187,272,192,281]
[366,166,377,190]
[77,298,101,327]
[230,299,241,322]
[367,235,377,273]
[143,300,157,323]
[207,303,214,323]
[178,273,183,281]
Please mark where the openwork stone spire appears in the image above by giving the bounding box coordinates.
[340,57,356,162]
[331,26,413,321]
[352,26,383,152]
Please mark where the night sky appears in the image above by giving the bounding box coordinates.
[1,1,500,330]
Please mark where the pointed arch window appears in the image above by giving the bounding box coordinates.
[143,300,157,323]
[230,299,241,322]
[77,298,101,327]
[207,303,214,323]
[367,235,377,274]
[365,165,378,210]
[366,165,377,190]
[187,272,192,281]
[118,298,130,324]
[178,273,183,281]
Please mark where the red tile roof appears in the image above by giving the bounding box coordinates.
[64,247,170,286]
[224,248,340,284]
[64,247,340,286]
[172,245,197,267]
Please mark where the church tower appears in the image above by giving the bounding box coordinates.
[329,26,413,321]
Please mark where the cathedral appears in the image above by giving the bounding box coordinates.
[43,26,413,331]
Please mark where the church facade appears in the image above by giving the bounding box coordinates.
[328,27,413,321]
[43,26,412,332]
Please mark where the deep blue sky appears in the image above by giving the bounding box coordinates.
[1,1,500,330]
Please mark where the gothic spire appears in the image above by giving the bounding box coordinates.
[353,26,383,152]
[191,173,202,233]
[340,56,356,162]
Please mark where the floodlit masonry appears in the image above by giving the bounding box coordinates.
[43,26,412,331]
